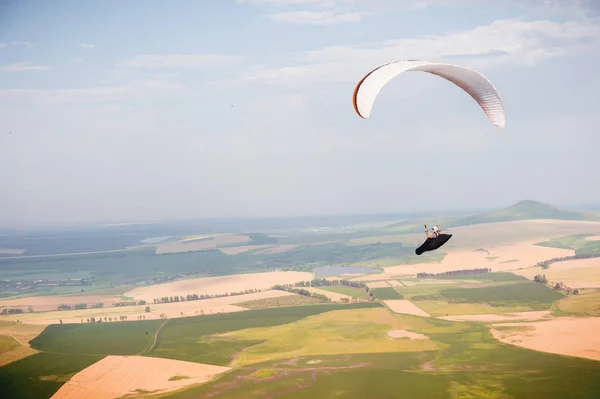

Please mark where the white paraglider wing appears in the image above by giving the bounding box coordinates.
[352,60,505,128]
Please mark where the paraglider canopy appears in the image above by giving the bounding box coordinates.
[352,60,505,128]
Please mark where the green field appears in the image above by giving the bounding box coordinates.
[319,285,369,300]
[164,315,600,399]
[29,319,164,355]
[371,287,404,300]
[554,288,600,316]
[0,353,102,399]
[438,281,565,308]
[150,303,382,365]
[233,294,326,309]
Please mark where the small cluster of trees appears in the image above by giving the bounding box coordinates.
[533,274,579,295]
[417,268,491,278]
[152,289,261,304]
[1,308,24,315]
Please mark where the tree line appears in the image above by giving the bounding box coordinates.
[152,289,261,304]
[273,278,375,302]
[416,268,491,278]
[537,251,600,269]
[56,300,147,311]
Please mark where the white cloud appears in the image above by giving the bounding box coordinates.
[0,43,7,48]
[0,79,185,105]
[0,62,51,72]
[268,10,364,24]
[77,43,95,49]
[236,18,600,86]
[11,41,34,47]
[72,57,84,63]
[117,53,243,69]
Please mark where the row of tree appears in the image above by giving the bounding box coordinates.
[81,315,134,323]
[1,308,24,315]
[152,289,262,304]
[416,268,491,278]
[271,285,332,302]
[537,251,600,269]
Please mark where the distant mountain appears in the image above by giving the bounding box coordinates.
[385,200,600,231]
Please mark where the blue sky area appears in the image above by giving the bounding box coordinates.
[1,0,599,227]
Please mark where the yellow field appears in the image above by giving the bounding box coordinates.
[514,258,600,289]
[219,308,438,367]
[303,287,348,302]
[490,317,600,361]
[124,271,314,301]
[0,290,296,325]
[155,234,251,254]
[384,300,430,317]
[555,289,600,316]
[438,310,552,323]
[51,355,231,399]
[0,321,46,366]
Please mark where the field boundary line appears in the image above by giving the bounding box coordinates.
[144,319,168,355]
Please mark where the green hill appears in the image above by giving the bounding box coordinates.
[386,200,600,231]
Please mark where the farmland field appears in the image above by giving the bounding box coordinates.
[233,294,326,309]
[319,285,369,300]
[165,317,600,399]
[0,353,102,399]
[149,303,382,365]
[30,319,164,355]
[370,287,404,300]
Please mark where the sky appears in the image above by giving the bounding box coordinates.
[0,0,599,228]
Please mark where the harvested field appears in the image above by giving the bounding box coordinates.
[367,281,390,289]
[379,242,572,279]
[387,330,429,340]
[304,287,347,302]
[217,245,272,255]
[155,234,250,254]
[555,289,600,316]
[0,294,123,312]
[490,317,600,361]
[0,321,46,366]
[233,294,324,309]
[387,280,402,287]
[1,290,295,325]
[438,310,552,323]
[515,257,600,289]
[125,271,313,302]
[585,235,600,241]
[384,300,430,317]
[50,355,230,399]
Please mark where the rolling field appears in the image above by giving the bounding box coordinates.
[554,288,600,316]
[221,308,438,367]
[165,317,600,399]
[515,257,600,289]
[370,287,404,300]
[30,319,164,355]
[149,303,382,365]
[51,356,231,399]
[491,317,600,361]
[0,321,45,366]
[0,353,102,399]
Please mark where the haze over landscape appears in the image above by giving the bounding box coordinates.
[1,1,600,399]
[1,0,600,228]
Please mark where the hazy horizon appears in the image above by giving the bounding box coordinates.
[1,0,599,228]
